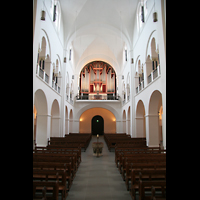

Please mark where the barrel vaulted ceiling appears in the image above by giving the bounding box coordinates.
[59,0,139,74]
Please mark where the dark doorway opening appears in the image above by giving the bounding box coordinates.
[91,115,104,135]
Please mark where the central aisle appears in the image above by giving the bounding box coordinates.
[67,135,132,200]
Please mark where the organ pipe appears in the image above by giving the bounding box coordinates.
[80,61,116,95]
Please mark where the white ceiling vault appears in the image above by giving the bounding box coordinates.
[59,0,139,74]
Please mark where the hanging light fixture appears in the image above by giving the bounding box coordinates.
[153,12,158,22]
[131,58,134,64]
[153,0,157,22]
[41,10,46,21]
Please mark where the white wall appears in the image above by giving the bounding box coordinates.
[33,0,65,145]
[33,0,166,149]
[131,0,166,148]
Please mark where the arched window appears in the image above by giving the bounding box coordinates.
[50,0,61,32]
[137,0,148,33]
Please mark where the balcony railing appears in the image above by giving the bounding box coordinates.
[76,94,120,101]
[136,64,161,94]
[36,64,61,94]
[148,74,152,84]
[51,81,60,94]
[45,73,49,83]
[136,81,144,94]
[39,68,44,79]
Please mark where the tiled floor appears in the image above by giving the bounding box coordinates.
[67,136,132,200]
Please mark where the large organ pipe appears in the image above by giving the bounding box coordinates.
[80,61,116,96]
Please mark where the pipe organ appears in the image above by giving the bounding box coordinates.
[79,61,116,99]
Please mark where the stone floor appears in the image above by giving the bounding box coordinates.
[66,135,132,200]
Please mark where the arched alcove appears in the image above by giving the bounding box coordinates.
[147,90,162,147]
[79,108,116,134]
[136,100,146,138]
[34,89,48,146]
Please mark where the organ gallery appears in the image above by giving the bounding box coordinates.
[79,61,117,100]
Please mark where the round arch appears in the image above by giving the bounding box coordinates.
[145,30,157,60]
[76,103,120,122]
[136,100,146,138]
[51,99,60,137]
[34,89,48,146]
[148,90,162,115]
[40,29,51,60]
[147,90,163,147]
[79,107,116,134]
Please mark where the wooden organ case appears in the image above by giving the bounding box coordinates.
[79,61,116,100]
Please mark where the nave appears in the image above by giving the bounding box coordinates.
[67,136,132,200]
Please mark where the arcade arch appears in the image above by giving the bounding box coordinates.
[79,108,116,134]
[34,89,48,146]
[136,100,146,137]
[147,90,163,147]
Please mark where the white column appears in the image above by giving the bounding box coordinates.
[135,117,145,137]
[116,120,123,133]
[60,49,67,137]
[145,114,160,147]
[36,114,51,146]
[65,118,69,135]
[72,119,79,133]
[51,117,60,137]
[130,49,136,137]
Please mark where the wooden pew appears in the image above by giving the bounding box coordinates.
[115,147,162,163]
[33,162,72,191]
[33,173,59,200]
[121,154,166,180]
[138,179,166,200]
[125,160,166,190]
[33,154,76,180]
[129,169,166,194]
[151,186,166,200]
[129,170,166,200]
[116,148,166,171]
[35,146,81,163]
[49,134,92,151]
[33,169,68,200]
[104,134,146,151]
[33,149,81,168]
[42,186,47,200]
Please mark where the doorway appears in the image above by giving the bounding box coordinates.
[92,115,104,135]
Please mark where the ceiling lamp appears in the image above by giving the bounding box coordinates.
[153,0,157,22]
[131,58,134,64]
[153,12,158,22]
[41,10,46,21]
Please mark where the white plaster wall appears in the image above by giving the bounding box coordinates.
[33,0,166,148]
